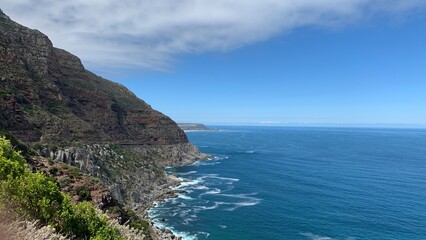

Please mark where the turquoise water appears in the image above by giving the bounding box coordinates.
[148,126,426,240]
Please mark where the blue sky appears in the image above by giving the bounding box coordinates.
[3,1,426,125]
[107,14,426,125]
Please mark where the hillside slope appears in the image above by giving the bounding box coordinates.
[0,8,208,219]
[0,9,186,146]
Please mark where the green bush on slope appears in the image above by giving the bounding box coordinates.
[0,137,124,239]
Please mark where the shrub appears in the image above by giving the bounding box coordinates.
[0,137,125,239]
[59,199,123,239]
[0,130,32,156]
[77,186,92,201]
[0,138,27,180]
[2,172,64,224]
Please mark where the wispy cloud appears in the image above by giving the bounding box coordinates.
[2,0,425,70]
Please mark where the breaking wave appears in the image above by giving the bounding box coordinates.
[149,154,261,239]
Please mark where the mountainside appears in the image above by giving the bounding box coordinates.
[0,8,208,231]
[0,9,186,146]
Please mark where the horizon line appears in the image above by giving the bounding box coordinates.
[181,122,426,129]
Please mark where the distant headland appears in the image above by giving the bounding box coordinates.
[178,123,211,132]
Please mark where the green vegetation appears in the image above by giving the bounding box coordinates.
[0,137,124,239]
[125,208,151,238]
[105,204,152,239]
[109,144,164,178]
[77,186,92,201]
[0,87,18,95]
[0,129,32,156]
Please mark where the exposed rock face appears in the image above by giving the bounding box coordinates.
[37,143,207,215]
[127,143,210,167]
[0,9,187,146]
[0,9,208,214]
[38,144,171,210]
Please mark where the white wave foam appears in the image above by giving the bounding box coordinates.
[178,209,192,218]
[196,201,225,210]
[300,232,356,240]
[225,199,261,211]
[206,175,239,182]
[245,150,255,154]
[166,227,197,240]
[193,161,221,166]
[192,185,209,190]
[199,188,221,197]
[300,233,334,240]
[179,233,198,240]
[149,209,198,240]
[190,160,201,166]
[178,171,197,176]
[219,225,227,229]
[191,155,228,166]
[172,178,204,190]
[218,192,259,199]
[214,192,262,211]
[213,156,229,160]
[178,194,194,200]
[206,188,221,194]
[183,217,196,225]
[196,231,210,238]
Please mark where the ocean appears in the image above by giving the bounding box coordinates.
[148,126,426,240]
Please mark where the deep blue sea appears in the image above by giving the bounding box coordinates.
[148,126,426,240]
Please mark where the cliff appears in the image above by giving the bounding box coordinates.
[0,8,208,219]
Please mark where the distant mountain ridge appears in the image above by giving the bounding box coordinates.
[178,123,210,131]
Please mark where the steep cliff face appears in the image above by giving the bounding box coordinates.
[0,9,187,146]
[0,9,208,213]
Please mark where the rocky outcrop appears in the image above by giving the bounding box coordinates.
[41,144,146,206]
[37,143,205,210]
[126,143,210,167]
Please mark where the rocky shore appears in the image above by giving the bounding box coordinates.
[145,175,187,240]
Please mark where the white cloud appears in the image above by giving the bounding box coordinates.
[1,0,425,70]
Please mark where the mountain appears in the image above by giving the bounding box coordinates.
[0,8,208,223]
[178,123,210,131]
[0,9,186,146]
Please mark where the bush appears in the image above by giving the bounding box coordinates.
[59,199,123,239]
[2,172,64,224]
[0,138,27,180]
[77,186,92,201]
[0,137,124,239]
[0,129,32,156]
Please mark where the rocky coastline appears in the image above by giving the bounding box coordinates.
[144,173,192,240]
[146,175,184,240]
[144,166,218,240]
[40,143,210,239]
